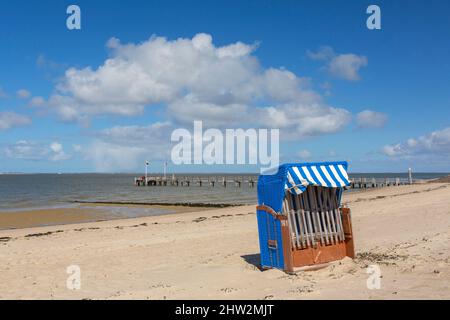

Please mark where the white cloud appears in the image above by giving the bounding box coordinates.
[50,142,62,153]
[255,102,351,138]
[0,112,31,131]
[356,110,388,128]
[382,127,450,158]
[48,33,351,138]
[167,96,249,128]
[4,141,49,160]
[36,54,65,71]
[16,89,31,99]
[4,140,70,161]
[308,46,368,81]
[86,141,150,172]
[29,96,46,107]
[84,122,172,172]
[298,149,312,159]
[328,54,368,81]
[307,46,335,61]
[72,144,82,152]
[49,142,70,161]
[382,144,402,157]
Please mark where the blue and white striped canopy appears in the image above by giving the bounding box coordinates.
[284,163,350,195]
[257,162,350,212]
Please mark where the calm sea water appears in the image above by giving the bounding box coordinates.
[0,172,447,212]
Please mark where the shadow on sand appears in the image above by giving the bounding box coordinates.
[241,253,265,271]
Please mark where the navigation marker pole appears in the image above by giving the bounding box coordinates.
[164,161,167,180]
[145,160,149,186]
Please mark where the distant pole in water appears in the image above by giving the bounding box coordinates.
[408,167,413,184]
[145,160,149,184]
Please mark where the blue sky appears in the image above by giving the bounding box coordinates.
[0,0,449,173]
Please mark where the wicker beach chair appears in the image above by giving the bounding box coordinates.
[256,162,355,273]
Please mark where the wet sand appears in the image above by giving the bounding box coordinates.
[0,204,209,230]
[0,183,449,299]
[0,208,107,230]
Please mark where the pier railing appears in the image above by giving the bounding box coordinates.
[134,175,414,189]
[134,175,257,187]
[348,177,412,188]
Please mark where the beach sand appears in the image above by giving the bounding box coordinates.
[0,183,449,299]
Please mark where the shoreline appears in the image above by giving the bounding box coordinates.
[0,188,374,231]
[0,183,438,231]
[2,175,447,231]
[73,200,245,208]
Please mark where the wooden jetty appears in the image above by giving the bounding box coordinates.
[348,177,411,188]
[134,175,413,189]
[134,175,257,188]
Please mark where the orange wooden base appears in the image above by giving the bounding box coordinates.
[283,207,355,273]
[256,204,355,273]
[292,242,348,267]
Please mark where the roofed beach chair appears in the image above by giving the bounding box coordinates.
[256,162,355,273]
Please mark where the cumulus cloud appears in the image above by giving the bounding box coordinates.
[49,142,70,161]
[47,33,351,138]
[0,112,31,131]
[328,54,368,81]
[382,127,450,158]
[84,122,172,172]
[308,46,368,81]
[356,110,388,128]
[16,89,31,99]
[4,140,70,161]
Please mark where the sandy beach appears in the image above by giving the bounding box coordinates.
[0,182,449,299]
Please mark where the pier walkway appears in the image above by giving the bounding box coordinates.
[134,175,414,189]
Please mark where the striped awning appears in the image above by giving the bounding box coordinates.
[285,163,350,195]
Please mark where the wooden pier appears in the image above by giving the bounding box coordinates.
[134,175,413,189]
[348,177,411,189]
[134,175,257,188]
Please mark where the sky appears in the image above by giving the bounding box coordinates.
[0,0,449,173]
